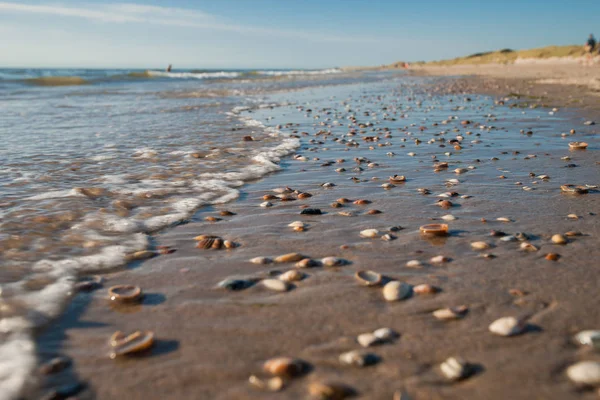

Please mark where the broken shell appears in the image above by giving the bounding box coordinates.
[275,253,306,263]
[440,357,473,381]
[321,257,346,267]
[360,229,379,238]
[568,141,588,150]
[430,255,450,264]
[561,184,589,194]
[354,270,382,286]
[489,316,526,337]
[262,279,290,292]
[382,281,411,301]
[413,284,439,294]
[295,258,320,268]
[551,234,567,244]
[389,175,406,183]
[248,375,284,392]
[470,241,490,250]
[108,285,143,303]
[109,331,154,358]
[574,331,600,347]
[250,256,273,265]
[566,361,600,386]
[420,224,448,236]
[357,333,382,348]
[279,270,305,282]
[308,382,354,400]
[263,357,305,377]
[433,306,468,320]
[339,350,378,367]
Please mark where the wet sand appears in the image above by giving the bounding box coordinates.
[35,77,600,399]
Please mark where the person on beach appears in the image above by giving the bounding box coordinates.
[166,64,172,72]
[584,34,596,65]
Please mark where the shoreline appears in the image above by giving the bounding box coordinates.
[34,76,599,399]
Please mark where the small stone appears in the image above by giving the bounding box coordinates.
[413,284,439,294]
[433,306,468,320]
[262,279,290,292]
[275,253,305,263]
[471,241,490,250]
[249,375,284,392]
[430,255,450,264]
[545,253,560,261]
[295,258,320,268]
[566,361,600,386]
[260,201,273,208]
[301,208,322,215]
[279,270,305,282]
[441,214,457,221]
[308,382,355,400]
[382,281,411,301]
[440,357,474,381]
[217,278,253,291]
[360,229,379,238]
[373,327,398,340]
[406,260,422,268]
[357,333,382,348]
[250,257,273,265]
[321,257,346,267]
[489,316,526,337]
[339,350,379,367]
[551,234,567,244]
[263,357,306,377]
[520,242,538,251]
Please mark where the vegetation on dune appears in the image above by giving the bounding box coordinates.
[406,45,585,67]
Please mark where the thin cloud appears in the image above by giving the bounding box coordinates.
[0,2,377,43]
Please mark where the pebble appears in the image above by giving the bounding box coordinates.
[339,350,379,367]
[360,229,379,238]
[373,327,398,340]
[471,241,490,250]
[382,281,411,301]
[308,382,354,400]
[566,361,600,386]
[250,256,273,265]
[574,330,600,348]
[357,333,382,348]
[301,208,322,215]
[488,316,526,336]
[217,278,253,291]
[248,375,284,392]
[441,214,457,221]
[262,279,290,292]
[260,201,273,208]
[263,357,306,377]
[321,257,346,267]
[406,260,422,268]
[433,306,468,320]
[295,258,320,268]
[413,283,439,294]
[430,255,450,264]
[275,253,306,263]
[551,234,567,244]
[279,270,305,282]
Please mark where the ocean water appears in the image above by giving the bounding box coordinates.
[0,67,403,398]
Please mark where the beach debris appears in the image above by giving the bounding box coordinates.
[413,284,439,294]
[262,279,290,292]
[217,278,254,291]
[561,184,589,194]
[488,316,527,337]
[406,260,423,268]
[263,357,307,377]
[321,257,347,267]
[441,214,457,221]
[471,241,491,250]
[275,253,306,263]
[108,285,143,303]
[357,333,381,348]
[301,208,322,215]
[433,306,468,320]
[545,253,560,261]
[109,330,154,358]
[574,331,600,348]
[308,381,355,400]
[382,281,411,301]
[360,229,379,238]
[354,270,382,286]
[339,350,379,367]
[566,361,600,386]
[295,258,320,268]
[496,217,512,222]
[420,224,448,236]
[125,250,157,261]
[430,255,450,264]
[279,270,305,282]
[437,200,453,209]
[519,242,539,252]
[250,256,273,265]
[248,375,284,392]
[551,234,567,244]
[440,357,475,381]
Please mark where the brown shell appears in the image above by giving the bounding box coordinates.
[420,224,449,236]
[109,330,154,358]
[263,357,305,377]
[353,199,371,205]
[366,209,382,215]
[219,210,236,216]
[297,192,313,199]
[108,285,143,303]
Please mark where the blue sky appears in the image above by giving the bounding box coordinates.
[1,0,599,69]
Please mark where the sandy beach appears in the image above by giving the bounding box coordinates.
[31,75,600,400]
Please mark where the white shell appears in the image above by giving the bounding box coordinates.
[574,330,600,347]
[360,229,379,238]
[339,350,376,367]
[250,257,273,265]
[471,241,490,250]
[566,361,600,386]
[321,257,345,267]
[406,260,422,268]
[260,201,273,208]
[488,316,525,337]
[441,214,456,221]
[288,221,305,228]
[430,255,449,264]
[440,357,470,381]
[373,327,398,340]
[551,234,567,244]
[261,279,289,292]
[357,333,381,348]
[279,270,304,282]
[382,281,411,301]
[433,307,466,320]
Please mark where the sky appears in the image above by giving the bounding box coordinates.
[1,0,599,69]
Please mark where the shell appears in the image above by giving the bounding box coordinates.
[196,236,223,249]
[551,234,567,244]
[430,255,450,264]
[406,260,423,268]
[366,209,382,215]
[489,316,526,336]
[519,242,539,251]
[108,285,143,303]
[454,168,468,174]
[413,284,439,294]
[109,330,154,358]
[566,361,600,386]
[308,382,354,400]
[279,270,305,282]
[260,201,273,208]
[248,375,284,392]
[263,357,305,377]
[360,229,379,238]
[470,241,490,250]
[338,211,356,217]
[321,257,346,267]
[354,270,382,286]
[419,224,448,236]
[295,258,320,268]
[433,306,468,320]
[373,327,398,340]
[353,199,371,205]
[126,250,157,261]
[217,278,253,291]
[545,253,560,261]
[389,175,406,183]
[288,221,305,228]
[574,330,600,347]
[250,257,273,265]
[382,281,411,301]
[339,350,378,367]
[275,253,305,263]
[357,333,382,348]
[568,141,588,150]
[440,357,473,381]
[262,279,290,292]
[561,184,589,194]
[297,192,313,199]
[441,214,457,221]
